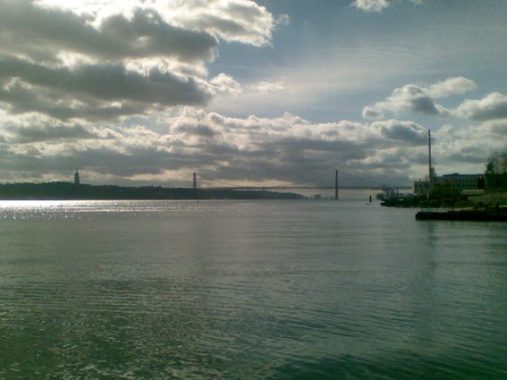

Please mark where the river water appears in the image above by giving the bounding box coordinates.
[0,197,506,379]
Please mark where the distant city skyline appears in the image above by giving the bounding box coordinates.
[0,0,506,187]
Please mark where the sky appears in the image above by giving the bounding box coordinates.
[0,0,506,188]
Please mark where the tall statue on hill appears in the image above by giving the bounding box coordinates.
[74,169,80,186]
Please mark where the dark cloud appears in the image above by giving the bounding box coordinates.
[0,0,278,121]
[445,147,491,166]
[0,57,210,105]
[373,120,427,145]
[3,147,168,177]
[362,107,382,120]
[0,56,211,121]
[408,91,439,115]
[176,124,219,138]
[4,123,97,143]
[272,138,367,159]
[0,79,147,120]
[0,1,218,63]
[490,120,507,135]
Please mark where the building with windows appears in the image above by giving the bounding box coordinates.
[414,173,484,195]
[438,173,484,192]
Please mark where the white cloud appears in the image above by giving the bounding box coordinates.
[353,0,423,13]
[454,92,507,121]
[363,83,442,119]
[3,106,492,186]
[247,81,285,93]
[34,0,276,47]
[210,73,242,95]
[426,77,477,98]
[208,76,284,97]
[275,14,290,27]
[432,121,506,173]
[362,77,476,119]
[167,0,276,47]
[353,0,392,12]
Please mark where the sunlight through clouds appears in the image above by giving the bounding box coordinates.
[0,0,505,185]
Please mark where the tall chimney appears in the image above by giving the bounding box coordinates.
[428,129,432,193]
[335,169,338,200]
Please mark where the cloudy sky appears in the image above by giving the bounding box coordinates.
[0,0,506,187]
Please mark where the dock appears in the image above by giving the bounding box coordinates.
[415,209,507,222]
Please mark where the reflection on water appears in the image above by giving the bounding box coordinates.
[0,199,506,378]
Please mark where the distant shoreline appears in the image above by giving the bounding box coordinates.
[0,182,306,200]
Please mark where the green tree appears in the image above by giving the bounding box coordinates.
[486,151,506,174]
[485,151,507,190]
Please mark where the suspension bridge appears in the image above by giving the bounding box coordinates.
[192,169,411,198]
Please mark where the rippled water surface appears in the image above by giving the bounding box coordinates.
[0,199,506,379]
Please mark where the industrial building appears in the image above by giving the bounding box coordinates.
[414,173,484,195]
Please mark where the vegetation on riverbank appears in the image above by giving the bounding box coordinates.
[0,182,306,200]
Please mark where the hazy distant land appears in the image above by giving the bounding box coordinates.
[0,182,306,200]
